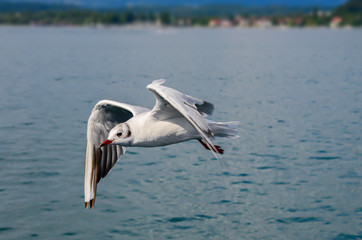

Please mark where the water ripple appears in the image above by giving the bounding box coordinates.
[167,214,215,224]
[271,181,289,185]
[0,227,13,232]
[109,229,140,237]
[168,217,197,223]
[309,156,341,160]
[250,153,285,159]
[232,180,255,185]
[256,166,287,171]
[62,232,77,236]
[333,233,362,240]
[211,199,232,205]
[275,217,323,224]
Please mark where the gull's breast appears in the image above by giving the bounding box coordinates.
[131,117,199,147]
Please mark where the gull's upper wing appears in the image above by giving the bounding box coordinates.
[84,100,149,209]
[147,79,220,159]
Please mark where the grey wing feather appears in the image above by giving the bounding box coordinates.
[84,100,149,209]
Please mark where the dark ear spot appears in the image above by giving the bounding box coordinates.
[125,123,131,138]
[126,130,131,138]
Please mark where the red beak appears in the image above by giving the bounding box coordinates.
[100,139,113,148]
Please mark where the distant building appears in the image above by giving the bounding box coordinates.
[330,17,342,29]
[177,19,185,26]
[234,16,249,28]
[209,19,232,28]
[220,19,232,28]
[156,18,162,27]
[277,17,303,27]
[318,10,331,17]
[253,18,272,28]
[294,18,303,27]
[209,19,221,27]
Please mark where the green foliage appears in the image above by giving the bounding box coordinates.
[159,12,171,25]
[0,10,154,25]
[192,17,210,26]
[334,0,362,15]
[333,0,362,26]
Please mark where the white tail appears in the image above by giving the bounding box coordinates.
[209,121,239,138]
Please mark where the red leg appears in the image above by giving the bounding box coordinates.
[198,139,224,154]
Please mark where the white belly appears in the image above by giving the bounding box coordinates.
[130,116,199,147]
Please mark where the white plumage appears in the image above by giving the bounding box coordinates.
[84,79,238,208]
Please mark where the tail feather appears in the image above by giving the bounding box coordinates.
[210,121,239,138]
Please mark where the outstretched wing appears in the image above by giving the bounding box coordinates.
[84,100,149,209]
[146,79,221,159]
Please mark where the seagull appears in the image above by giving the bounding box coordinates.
[84,79,238,209]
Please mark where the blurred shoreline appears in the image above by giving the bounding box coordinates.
[0,0,360,29]
[0,23,359,30]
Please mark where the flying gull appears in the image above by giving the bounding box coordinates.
[84,79,238,208]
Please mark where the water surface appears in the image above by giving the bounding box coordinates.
[0,27,361,239]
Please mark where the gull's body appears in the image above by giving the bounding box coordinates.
[84,80,238,208]
[127,114,199,147]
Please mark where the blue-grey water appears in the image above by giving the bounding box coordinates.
[0,27,361,240]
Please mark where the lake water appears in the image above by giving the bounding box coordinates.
[0,26,361,240]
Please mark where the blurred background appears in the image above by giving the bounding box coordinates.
[0,1,361,240]
[0,0,361,28]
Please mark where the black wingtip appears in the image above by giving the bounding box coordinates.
[85,199,95,209]
[196,101,214,116]
[90,199,95,209]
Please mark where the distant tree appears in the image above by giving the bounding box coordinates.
[191,16,210,26]
[147,13,156,22]
[137,12,146,22]
[109,13,120,24]
[333,0,362,26]
[123,11,135,23]
[160,11,171,25]
[334,0,362,14]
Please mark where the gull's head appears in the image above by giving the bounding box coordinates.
[100,123,132,147]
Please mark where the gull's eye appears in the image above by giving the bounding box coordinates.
[117,131,123,137]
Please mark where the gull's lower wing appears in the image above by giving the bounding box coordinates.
[147,79,221,160]
[84,100,149,209]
